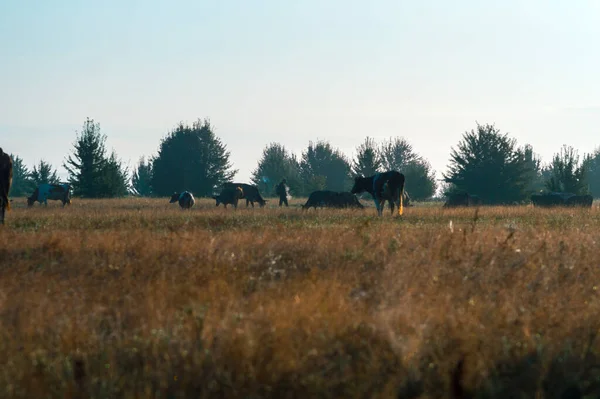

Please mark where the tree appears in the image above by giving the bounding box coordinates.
[299,141,351,194]
[96,151,130,198]
[545,145,588,195]
[583,147,600,198]
[63,118,108,198]
[403,159,438,201]
[251,143,302,196]
[352,137,382,177]
[8,155,33,196]
[30,160,59,186]
[378,137,438,201]
[379,137,418,172]
[131,156,153,196]
[151,118,237,197]
[522,144,544,194]
[443,123,531,204]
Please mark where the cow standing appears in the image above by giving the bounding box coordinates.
[222,183,267,207]
[27,183,71,207]
[351,171,406,216]
[213,187,244,209]
[169,191,195,209]
[0,148,13,225]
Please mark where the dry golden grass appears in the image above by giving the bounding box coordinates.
[1,197,600,398]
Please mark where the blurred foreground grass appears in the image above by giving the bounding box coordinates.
[1,197,600,398]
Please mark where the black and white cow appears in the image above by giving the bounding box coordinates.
[169,191,195,209]
[27,183,71,207]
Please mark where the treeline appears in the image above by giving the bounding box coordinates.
[7,117,600,202]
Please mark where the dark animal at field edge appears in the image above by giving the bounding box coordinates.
[302,190,364,210]
[213,187,244,209]
[169,191,195,209]
[531,192,593,208]
[444,192,482,208]
[222,183,267,208]
[351,170,406,216]
[27,183,72,207]
[0,148,13,225]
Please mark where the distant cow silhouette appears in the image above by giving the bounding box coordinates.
[169,191,195,209]
[302,190,364,210]
[222,183,267,207]
[351,171,406,216]
[531,192,593,208]
[213,186,244,209]
[444,192,482,208]
[0,148,13,225]
[27,183,71,207]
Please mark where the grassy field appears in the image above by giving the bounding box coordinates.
[1,197,600,398]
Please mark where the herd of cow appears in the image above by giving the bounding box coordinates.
[0,146,596,225]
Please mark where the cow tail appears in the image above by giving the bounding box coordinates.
[398,174,405,216]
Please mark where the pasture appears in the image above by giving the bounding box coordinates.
[1,197,600,398]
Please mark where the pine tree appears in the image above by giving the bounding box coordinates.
[151,118,237,197]
[131,156,153,196]
[30,160,59,186]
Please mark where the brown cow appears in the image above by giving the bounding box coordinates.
[0,148,13,225]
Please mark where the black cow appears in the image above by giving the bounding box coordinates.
[444,192,482,208]
[222,183,267,207]
[351,171,406,216]
[531,192,593,208]
[0,148,13,225]
[302,190,364,210]
[213,187,244,209]
[566,194,593,208]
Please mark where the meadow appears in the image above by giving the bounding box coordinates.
[1,197,600,398]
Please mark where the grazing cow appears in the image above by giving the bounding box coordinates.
[302,190,364,210]
[213,186,244,209]
[443,192,481,208]
[0,148,13,225]
[531,192,592,208]
[222,183,267,207]
[351,170,406,216]
[169,191,195,209]
[27,183,71,207]
[566,194,593,208]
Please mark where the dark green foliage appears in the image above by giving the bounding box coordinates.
[352,137,381,178]
[583,147,600,198]
[523,144,544,194]
[8,155,34,196]
[379,137,418,172]
[131,156,153,197]
[299,141,351,193]
[30,160,59,186]
[378,137,437,201]
[545,145,588,195]
[251,143,302,196]
[443,123,532,204]
[151,118,237,197]
[63,118,130,198]
[96,151,130,198]
[403,159,438,201]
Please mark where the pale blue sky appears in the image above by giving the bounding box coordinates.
[1,1,599,185]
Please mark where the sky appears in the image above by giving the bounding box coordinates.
[1,0,600,185]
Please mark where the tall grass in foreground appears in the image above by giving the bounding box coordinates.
[1,198,600,398]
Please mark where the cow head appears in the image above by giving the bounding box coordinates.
[27,195,36,207]
[169,192,180,204]
[212,195,222,207]
[351,176,369,194]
